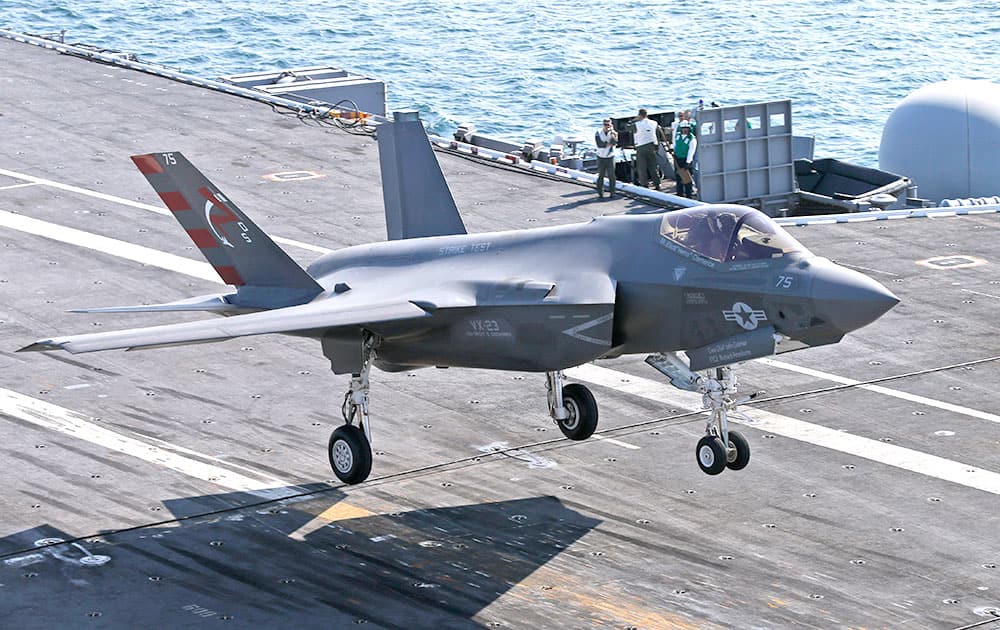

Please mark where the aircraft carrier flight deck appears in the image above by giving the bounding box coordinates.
[0,36,998,629]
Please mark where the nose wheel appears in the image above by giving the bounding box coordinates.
[724,429,751,470]
[695,430,751,475]
[696,435,727,475]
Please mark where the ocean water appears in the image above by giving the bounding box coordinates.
[3,1,1000,167]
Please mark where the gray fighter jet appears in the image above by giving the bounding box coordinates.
[20,112,898,484]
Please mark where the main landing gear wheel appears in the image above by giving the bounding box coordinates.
[696,435,728,475]
[558,383,599,441]
[328,424,372,485]
[545,371,600,440]
[725,430,751,470]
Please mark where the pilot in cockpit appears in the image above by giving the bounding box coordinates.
[685,211,737,261]
[709,212,737,260]
[661,205,811,263]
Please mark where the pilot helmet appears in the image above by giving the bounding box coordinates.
[714,212,736,232]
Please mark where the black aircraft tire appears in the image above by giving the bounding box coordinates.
[696,435,728,475]
[558,383,599,440]
[725,430,751,471]
[328,425,373,485]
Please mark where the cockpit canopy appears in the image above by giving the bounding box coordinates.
[659,205,811,263]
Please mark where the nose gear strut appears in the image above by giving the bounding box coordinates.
[646,353,760,475]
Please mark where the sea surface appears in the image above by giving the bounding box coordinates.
[3,1,1000,167]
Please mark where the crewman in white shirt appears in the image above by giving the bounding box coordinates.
[632,108,663,189]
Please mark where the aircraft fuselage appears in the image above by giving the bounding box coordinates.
[305,207,896,373]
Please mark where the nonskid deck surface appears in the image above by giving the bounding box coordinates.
[1,38,998,629]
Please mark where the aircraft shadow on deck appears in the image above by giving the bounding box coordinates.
[0,488,600,628]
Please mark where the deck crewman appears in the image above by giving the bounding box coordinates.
[674,120,698,198]
[594,118,618,198]
[633,108,664,190]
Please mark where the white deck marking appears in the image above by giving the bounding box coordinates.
[568,363,1000,495]
[0,166,169,212]
[0,182,40,191]
[962,288,1000,300]
[568,364,702,407]
[0,388,298,500]
[591,434,641,450]
[836,261,899,277]
[0,166,332,255]
[5,169,999,495]
[272,236,331,255]
[0,209,221,283]
[758,357,1000,425]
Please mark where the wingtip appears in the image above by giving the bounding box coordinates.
[17,340,61,352]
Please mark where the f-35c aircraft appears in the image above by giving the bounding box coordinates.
[20,112,898,484]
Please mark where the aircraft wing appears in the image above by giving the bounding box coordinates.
[19,299,429,354]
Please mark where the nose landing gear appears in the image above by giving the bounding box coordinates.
[646,353,758,476]
[695,366,753,475]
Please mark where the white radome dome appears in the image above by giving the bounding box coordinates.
[879,80,1000,202]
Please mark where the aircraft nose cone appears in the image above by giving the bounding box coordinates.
[812,262,899,334]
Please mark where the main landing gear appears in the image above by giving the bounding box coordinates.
[325,335,603,484]
[646,354,757,476]
[545,370,598,440]
[326,343,749,483]
[328,337,375,485]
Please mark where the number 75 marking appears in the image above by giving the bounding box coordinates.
[775,275,794,289]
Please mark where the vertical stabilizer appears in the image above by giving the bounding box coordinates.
[377,111,467,240]
[131,152,323,308]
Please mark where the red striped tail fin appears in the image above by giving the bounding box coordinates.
[131,152,323,308]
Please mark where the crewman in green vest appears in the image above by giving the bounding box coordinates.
[673,120,698,198]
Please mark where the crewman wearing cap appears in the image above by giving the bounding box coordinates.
[674,120,698,198]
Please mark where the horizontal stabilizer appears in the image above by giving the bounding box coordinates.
[20,299,428,355]
[68,294,245,314]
